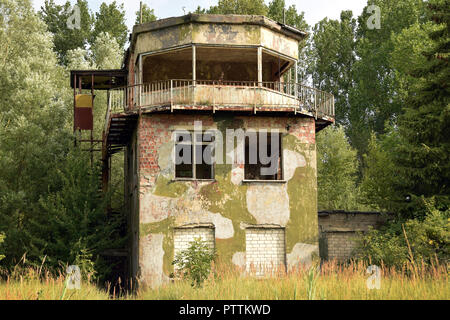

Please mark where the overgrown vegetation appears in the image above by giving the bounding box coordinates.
[0,0,448,295]
[172,238,217,288]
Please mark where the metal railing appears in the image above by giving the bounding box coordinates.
[107,79,334,119]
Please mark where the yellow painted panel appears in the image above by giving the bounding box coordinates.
[75,94,93,108]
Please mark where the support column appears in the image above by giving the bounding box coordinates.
[257,47,262,86]
[192,45,196,85]
[138,54,143,108]
[294,60,298,97]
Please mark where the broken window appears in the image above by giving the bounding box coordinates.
[175,131,214,180]
[244,132,283,181]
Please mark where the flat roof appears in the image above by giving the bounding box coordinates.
[130,14,308,52]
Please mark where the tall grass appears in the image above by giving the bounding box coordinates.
[0,260,448,300]
[137,260,449,300]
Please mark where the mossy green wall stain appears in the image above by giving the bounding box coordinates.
[153,176,188,198]
[283,134,319,251]
[138,116,319,279]
[198,167,256,263]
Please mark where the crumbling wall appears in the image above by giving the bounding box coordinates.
[136,114,318,287]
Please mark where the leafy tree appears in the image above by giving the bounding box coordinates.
[207,0,268,15]
[360,130,400,212]
[91,32,123,69]
[348,0,425,157]
[135,3,157,25]
[92,1,128,50]
[0,0,72,265]
[392,0,450,217]
[29,149,123,278]
[316,126,363,211]
[308,11,357,128]
[39,0,94,65]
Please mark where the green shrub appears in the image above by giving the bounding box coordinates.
[172,238,216,288]
[356,199,449,268]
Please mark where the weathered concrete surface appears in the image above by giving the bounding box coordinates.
[246,184,290,226]
[139,234,169,288]
[287,243,319,269]
[232,252,246,269]
[134,114,318,287]
[132,14,304,59]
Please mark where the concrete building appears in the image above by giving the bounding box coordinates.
[71,14,335,288]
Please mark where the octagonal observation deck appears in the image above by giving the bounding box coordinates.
[102,14,334,148]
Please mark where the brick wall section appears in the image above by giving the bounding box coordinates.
[318,211,390,262]
[325,232,359,261]
[173,226,215,259]
[245,228,286,276]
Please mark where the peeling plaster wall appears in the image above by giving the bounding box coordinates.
[134,23,298,60]
[135,114,318,287]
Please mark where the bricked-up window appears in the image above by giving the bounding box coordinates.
[173,226,215,269]
[175,132,214,180]
[245,227,286,276]
[245,132,282,181]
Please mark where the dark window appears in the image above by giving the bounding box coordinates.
[244,132,282,181]
[175,132,214,180]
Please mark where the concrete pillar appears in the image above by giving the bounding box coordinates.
[192,45,196,84]
[257,47,262,86]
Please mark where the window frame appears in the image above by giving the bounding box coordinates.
[173,130,216,181]
[243,131,285,183]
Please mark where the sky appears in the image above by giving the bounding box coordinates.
[33,0,368,30]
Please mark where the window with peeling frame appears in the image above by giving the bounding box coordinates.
[174,131,215,180]
[244,132,283,181]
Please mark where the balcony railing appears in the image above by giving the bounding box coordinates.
[107,79,334,119]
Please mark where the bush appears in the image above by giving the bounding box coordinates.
[172,238,216,288]
[356,199,450,268]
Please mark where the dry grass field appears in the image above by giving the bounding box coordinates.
[0,260,447,300]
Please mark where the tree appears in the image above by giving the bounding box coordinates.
[91,32,123,69]
[348,0,425,157]
[316,126,363,211]
[359,129,400,212]
[0,0,72,265]
[39,0,94,65]
[135,3,157,25]
[308,11,357,128]
[392,0,450,217]
[206,0,268,15]
[92,1,128,50]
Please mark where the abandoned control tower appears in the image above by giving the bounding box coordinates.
[71,14,334,288]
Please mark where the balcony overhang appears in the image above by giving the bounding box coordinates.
[106,80,335,133]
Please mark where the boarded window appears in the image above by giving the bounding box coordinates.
[244,132,282,181]
[245,227,286,276]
